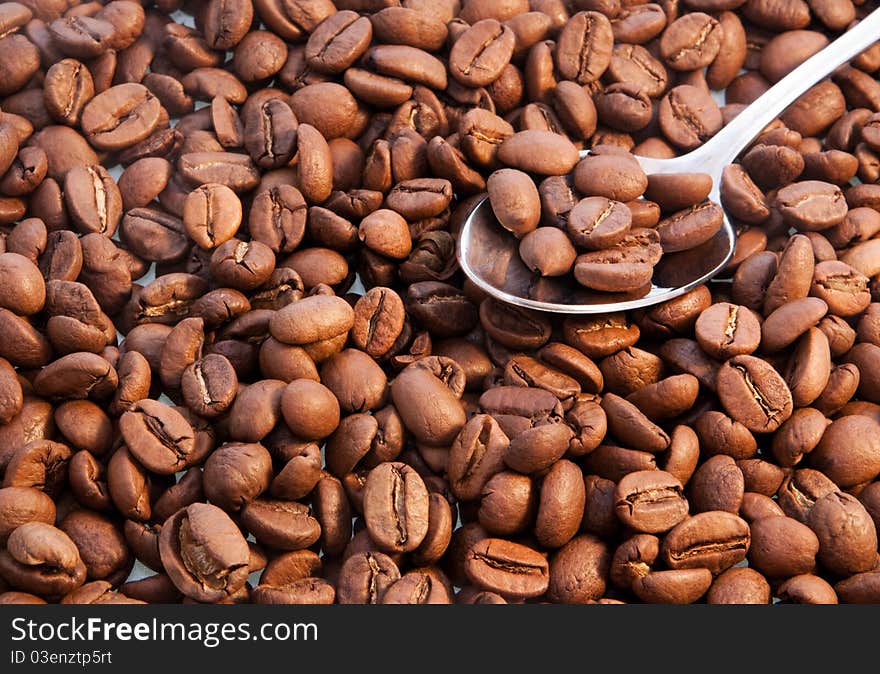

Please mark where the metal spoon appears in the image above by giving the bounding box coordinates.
[458,9,880,314]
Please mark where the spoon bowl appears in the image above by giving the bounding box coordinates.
[459,192,735,314]
[458,9,880,314]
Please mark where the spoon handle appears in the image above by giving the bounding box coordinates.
[637,8,880,175]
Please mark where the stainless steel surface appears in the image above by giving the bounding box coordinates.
[458,9,880,314]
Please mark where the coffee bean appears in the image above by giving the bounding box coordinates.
[240,498,321,551]
[0,522,86,599]
[120,209,189,263]
[203,0,252,50]
[487,169,541,237]
[465,538,549,599]
[158,503,249,603]
[351,287,405,358]
[775,180,848,231]
[556,11,613,84]
[662,511,750,574]
[574,151,648,202]
[80,83,160,151]
[497,130,580,175]
[810,415,880,488]
[64,165,122,237]
[391,358,466,446]
[657,201,724,253]
[363,461,429,553]
[518,227,577,277]
[615,470,688,533]
[690,455,745,513]
[183,183,242,250]
[660,13,721,71]
[747,515,819,578]
[695,302,761,360]
[450,19,515,88]
[178,152,260,193]
[777,574,839,604]
[358,209,412,259]
[659,85,723,150]
[0,487,56,544]
[632,568,713,604]
[43,59,95,127]
[808,491,877,576]
[716,355,793,433]
[545,534,609,603]
[337,551,400,604]
[761,297,828,353]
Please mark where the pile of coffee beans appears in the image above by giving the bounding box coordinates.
[488,156,723,292]
[1,0,880,605]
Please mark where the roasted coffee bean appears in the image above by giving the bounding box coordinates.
[632,568,713,604]
[0,487,56,544]
[661,511,750,574]
[120,209,189,264]
[64,165,122,237]
[810,416,880,488]
[775,181,847,231]
[249,186,307,254]
[363,462,429,553]
[695,303,761,360]
[504,355,579,408]
[519,227,577,277]
[203,442,273,512]
[337,551,400,604]
[808,491,877,577]
[391,358,466,446]
[158,503,249,603]
[203,0,252,50]
[567,197,632,251]
[614,470,688,533]
[656,201,724,253]
[243,98,298,170]
[777,574,839,604]
[358,209,412,259]
[465,538,549,599]
[449,19,515,88]
[177,153,260,193]
[448,414,509,502]
[0,253,45,316]
[659,85,723,150]
[351,287,405,358]
[119,400,195,475]
[545,534,610,603]
[690,455,744,514]
[574,152,648,203]
[747,515,819,578]
[81,84,160,151]
[481,298,552,351]
[601,393,670,452]
[183,183,242,250]
[497,130,580,175]
[761,297,828,353]
[487,169,541,238]
[659,13,721,71]
[0,522,86,600]
[44,59,95,126]
[556,11,613,84]
[716,355,793,433]
[707,567,770,605]
[240,499,320,551]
